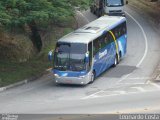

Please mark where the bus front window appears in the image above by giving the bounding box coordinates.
[107,0,124,7]
[54,43,87,71]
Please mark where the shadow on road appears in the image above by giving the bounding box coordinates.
[100,65,137,78]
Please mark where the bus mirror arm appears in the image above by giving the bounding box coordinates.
[85,52,89,63]
[48,50,53,62]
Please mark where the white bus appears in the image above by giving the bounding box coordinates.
[48,16,127,85]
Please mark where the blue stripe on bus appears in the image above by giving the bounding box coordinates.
[118,34,127,58]
[53,69,87,78]
[93,42,116,77]
[93,34,127,77]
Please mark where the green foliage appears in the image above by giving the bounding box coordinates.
[0,0,91,86]
[0,0,91,30]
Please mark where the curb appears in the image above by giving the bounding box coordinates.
[151,62,160,82]
[0,70,50,93]
[154,64,160,82]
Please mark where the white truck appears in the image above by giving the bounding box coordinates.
[90,0,128,17]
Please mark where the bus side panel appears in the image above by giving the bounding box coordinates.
[93,43,116,77]
[118,34,127,58]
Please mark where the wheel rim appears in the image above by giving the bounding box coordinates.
[115,56,117,65]
[91,72,95,82]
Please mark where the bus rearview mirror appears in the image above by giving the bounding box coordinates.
[48,50,53,62]
[85,52,89,63]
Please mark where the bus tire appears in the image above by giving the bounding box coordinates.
[113,54,118,67]
[118,51,122,63]
[119,51,122,59]
[89,71,96,84]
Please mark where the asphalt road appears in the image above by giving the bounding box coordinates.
[0,6,160,116]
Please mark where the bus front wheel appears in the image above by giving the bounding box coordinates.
[89,71,96,84]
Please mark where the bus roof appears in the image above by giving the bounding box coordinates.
[58,15,126,44]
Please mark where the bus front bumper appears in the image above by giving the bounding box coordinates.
[54,74,91,85]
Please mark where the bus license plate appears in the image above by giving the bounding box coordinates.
[66,80,72,83]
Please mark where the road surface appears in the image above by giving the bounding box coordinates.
[0,6,160,116]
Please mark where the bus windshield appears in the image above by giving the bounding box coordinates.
[107,0,124,7]
[54,42,87,71]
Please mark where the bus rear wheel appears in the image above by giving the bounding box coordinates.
[113,55,118,67]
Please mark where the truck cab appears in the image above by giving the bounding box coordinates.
[90,0,128,17]
[105,0,127,16]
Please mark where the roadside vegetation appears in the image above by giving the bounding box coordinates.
[128,0,160,27]
[0,0,91,87]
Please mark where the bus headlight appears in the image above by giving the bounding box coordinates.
[54,74,59,78]
[79,75,85,78]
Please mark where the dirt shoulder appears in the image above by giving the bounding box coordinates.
[128,0,160,81]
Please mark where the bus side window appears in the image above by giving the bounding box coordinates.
[93,41,96,55]
[108,32,114,43]
[113,27,119,39]
[118,26,122,37]
[101,33,108,48]
[93,39,99,55]
[123,22,127,34]
[117,25,122,38]
[112,24,123,39]
[105,33,110,45]
[98,38,102,50]
[99,36,104,49]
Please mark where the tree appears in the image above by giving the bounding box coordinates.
[0,0,90,51]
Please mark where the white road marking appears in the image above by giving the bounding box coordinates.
[82,90,126,100]
[131,87,146,92]
[118,11,148,83]
[150,83,160,89]
[117,74,131,83]
[82,88,160,100]
[118,77,153,84]
[127,77,153,80]
[115,91,127,94]
[125,11,148,68]
[118,83,145,85]
[82,90,142,100]
[82,90,104,99]
[82,93,120,99]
